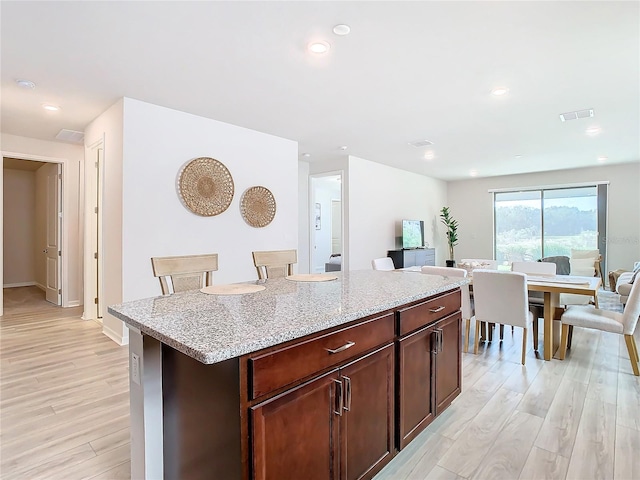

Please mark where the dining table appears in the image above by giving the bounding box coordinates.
[524,274,602,360]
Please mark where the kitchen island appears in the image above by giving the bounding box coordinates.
[109,270,467,480]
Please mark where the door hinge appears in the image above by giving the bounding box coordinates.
[58,174,62,180]
[94,252,98,259]
[58,289,62,294]
[95,161,99,168]
[94,206,98,214]
[58,251,61,256]
[95,297,99,304]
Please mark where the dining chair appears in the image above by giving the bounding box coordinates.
[472,269,535,364]
[372,257,395,271]
[151,253,218,294]
[421,266,474,352]
[252,249,297,280]
[559,278,640,376]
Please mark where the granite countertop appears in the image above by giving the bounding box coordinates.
[108,270,468,364]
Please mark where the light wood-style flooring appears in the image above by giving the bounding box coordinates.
[1,287,638,479]
[0,287,130,479]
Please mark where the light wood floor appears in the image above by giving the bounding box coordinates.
[0,287,130,479]
[1,287,638,479]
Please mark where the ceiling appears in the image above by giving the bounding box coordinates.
[1,1,638,181]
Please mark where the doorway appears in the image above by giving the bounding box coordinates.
[2,156,63,313]
[310,173,343,273]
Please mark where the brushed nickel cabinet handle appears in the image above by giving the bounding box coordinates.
[334,379,343,416]
[325,341,355,354]
[431,331,438,354]
[429,306,446,313]
[343,376,352,411]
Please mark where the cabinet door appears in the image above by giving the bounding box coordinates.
[414,249,427,266]
[340,344,394,480]
[434,312,462,415]
[397,326,435,449]
[251,369,340,480]
[403,250,417,267]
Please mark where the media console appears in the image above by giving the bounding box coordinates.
[388,248,435,269]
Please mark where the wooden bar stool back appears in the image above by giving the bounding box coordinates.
[151,254,218,294]
[252,249,297,280]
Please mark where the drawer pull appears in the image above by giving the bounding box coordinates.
[429,306,446,313]
[334,379,344,416]
[343,376,352,411]
[325,341,355,354]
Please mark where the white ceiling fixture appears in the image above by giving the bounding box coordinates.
[491,87,509,96]
[308,41,330,54]
[339,145,348,151]
[424,150,435,160]
[559,108,594,122]
[333,24,351,36]
[16,79,35,89]
[409,139,434,148]
[55,129,84,143]
[469,169,479,177]
[301,152,311,158]
[597,156,608,163]
[586,126,602,136]
[42,104,60,112]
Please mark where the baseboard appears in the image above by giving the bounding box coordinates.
[3,281,37,288]
[102,323,130,346]
[36,283,46,292]
[67,300,81,307]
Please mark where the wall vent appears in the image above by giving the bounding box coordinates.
[409,139,434,147]
[559,108,594,122]
[55,129,84,143]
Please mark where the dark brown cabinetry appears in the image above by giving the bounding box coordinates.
[397,292,462,449]
[250,344,394,480]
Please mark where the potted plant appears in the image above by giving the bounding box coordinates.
[440,206,459,267]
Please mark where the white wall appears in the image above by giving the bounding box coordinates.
[3,169,36,286]
[347,156,448,270]
[1,134,84,308]
[121,98,299,301]
[448,162,640,272]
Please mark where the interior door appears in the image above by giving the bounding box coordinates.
[45,163,61,305]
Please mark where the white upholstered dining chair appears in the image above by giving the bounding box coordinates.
[151,253,218,294]
[372,257,395,271]
[472,269,535,365]
[559,278,640,376]
[511,261,557,349]
[421,266,474,353]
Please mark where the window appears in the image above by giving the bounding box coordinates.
[493,184,607,267]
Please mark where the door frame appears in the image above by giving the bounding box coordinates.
[1,151,68,315]
[82,139,104,321]
[309,171,345,274]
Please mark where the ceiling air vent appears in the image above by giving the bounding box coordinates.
[559,108,594,122]
[55,129,84,143]
[408,139,434,147]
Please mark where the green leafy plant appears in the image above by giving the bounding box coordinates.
[440,206,459,261]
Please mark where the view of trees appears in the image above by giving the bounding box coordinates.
[495,204,597,262]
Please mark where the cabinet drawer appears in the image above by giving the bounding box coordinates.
[398,290,460,336]
[249,313,394,399]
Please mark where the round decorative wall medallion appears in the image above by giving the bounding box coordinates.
[178,157,234,216]
[240,186,276,228]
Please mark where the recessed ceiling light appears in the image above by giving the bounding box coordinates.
[308,41,330,54]
[491,87,509,96]
[301,153,311,158]
[16,79,35,89]
[333,24,351,36]
[515,154,523,159]
[339,145,348,151]
[42,104,60,112]
[469,169,479,177]
[424,151,435,161]
[586,126,602,136]
[597,156,608,163]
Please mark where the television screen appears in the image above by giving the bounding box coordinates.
[402,220,424,249]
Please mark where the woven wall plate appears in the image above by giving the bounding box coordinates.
[240,186,276,228]
[178,157,234,216]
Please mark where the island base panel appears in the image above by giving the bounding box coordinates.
[162,346,242,480]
